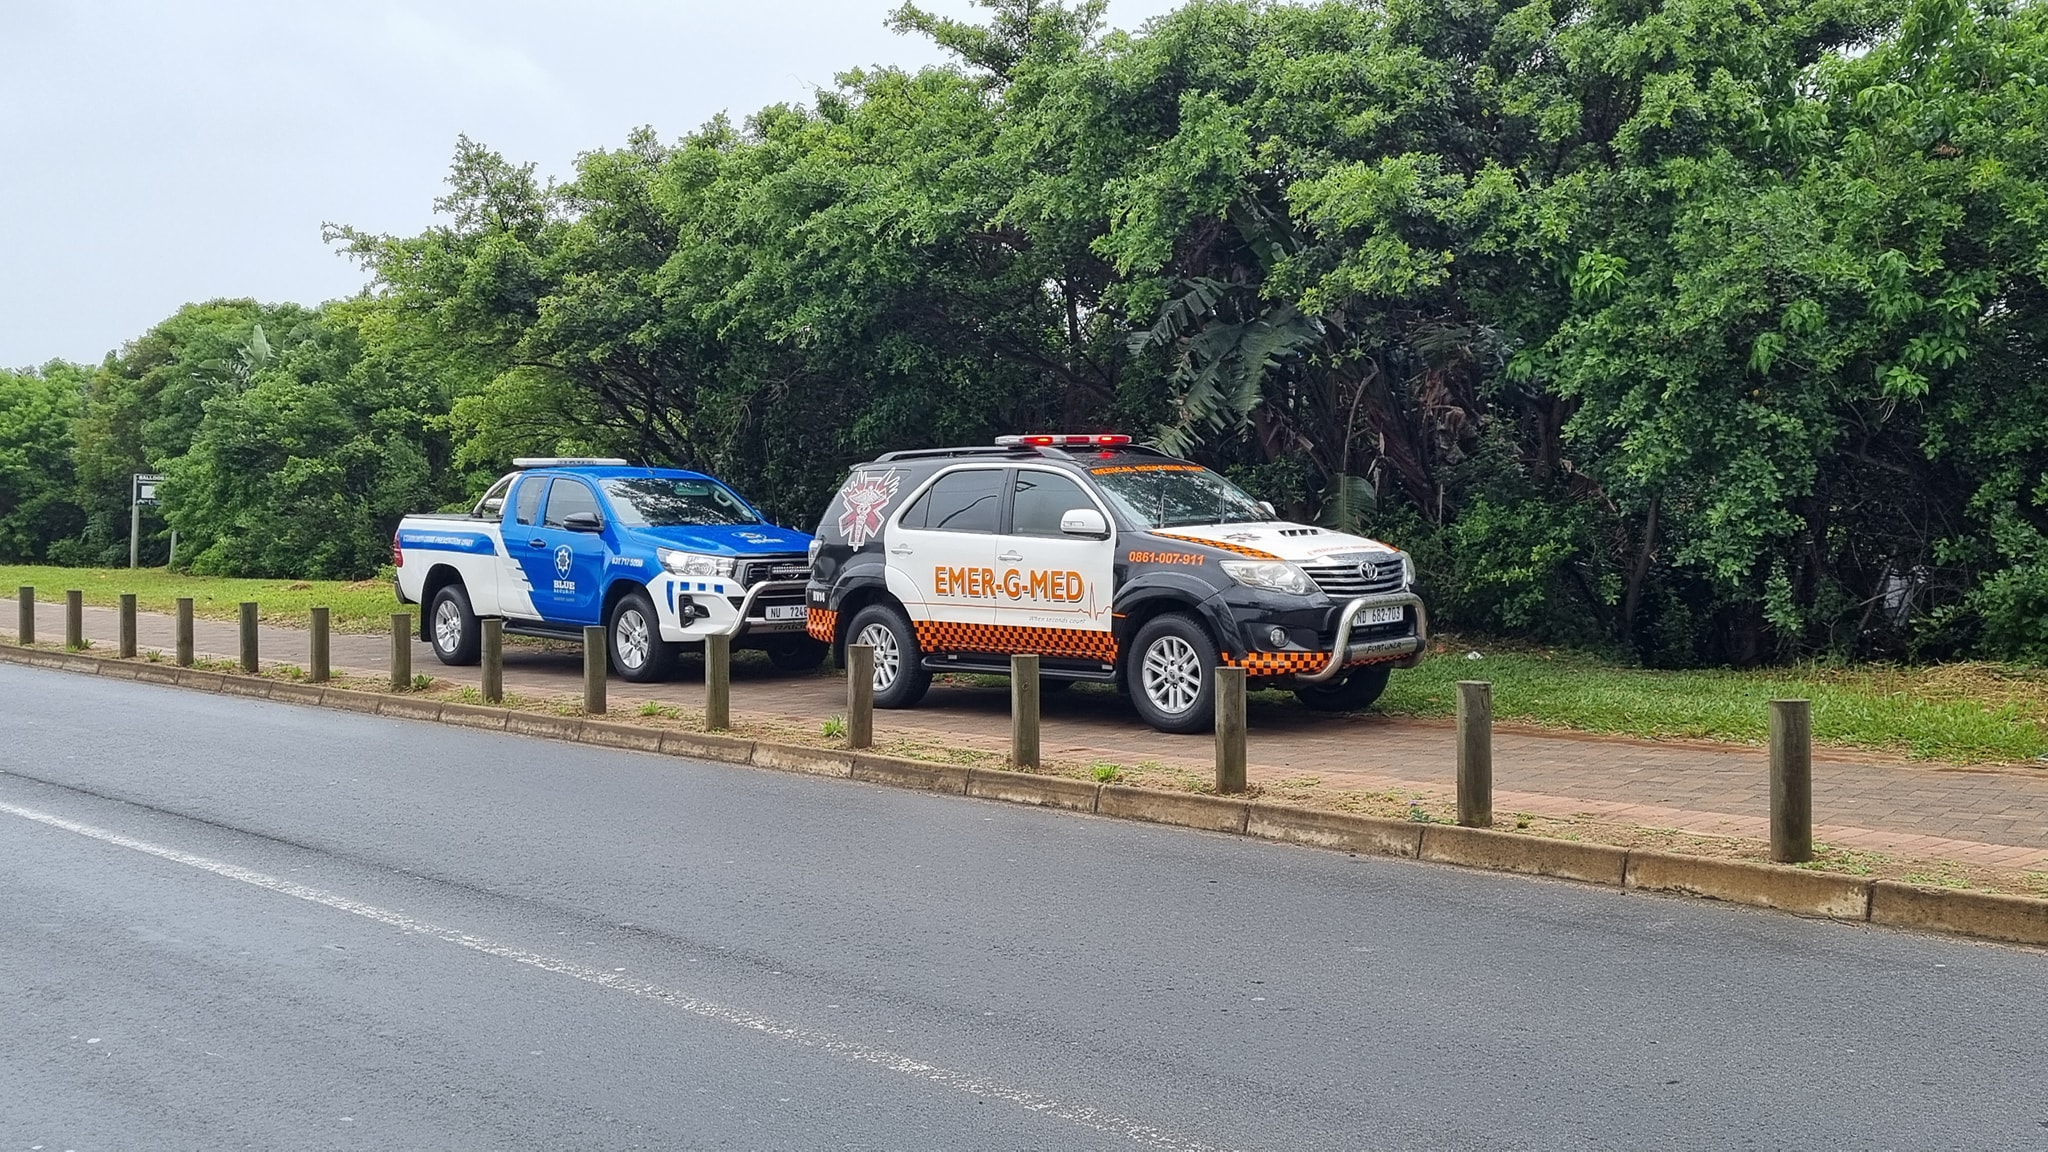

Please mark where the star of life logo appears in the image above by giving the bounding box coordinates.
[837,469,901,550]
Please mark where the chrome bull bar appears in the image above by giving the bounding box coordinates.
[713,578,811,638]
[1297,592,1429,684]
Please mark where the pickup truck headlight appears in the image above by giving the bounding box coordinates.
[658,549,735,578]
[1219,560,1315,596]
[1401,552,1415,587]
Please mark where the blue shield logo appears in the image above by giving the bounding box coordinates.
[554,545,574,578]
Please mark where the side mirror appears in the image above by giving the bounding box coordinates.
[1060,508,1109,539]
[562,511,604,533]
[1258,500,1276,518]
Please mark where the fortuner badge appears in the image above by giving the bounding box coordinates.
[837,469,900,549]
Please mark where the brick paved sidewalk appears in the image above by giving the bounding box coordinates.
[29,602,2048,872]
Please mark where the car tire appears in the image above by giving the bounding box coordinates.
[1294,665,1391,713]
[428,584,481,666]
[765,637,829,673]
[610,589,678,683]
[845,603,931,709]
[1128,613,1219,735]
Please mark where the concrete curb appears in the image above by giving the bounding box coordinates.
[7,641,2047,950]
[1247,803,1421,858]
[1422,823,1631,886]
[1099,785,1248,834]
[1625,850,1871,920]
[967,768,1101,811]
[1870,881,2048,947]
[852,754,971,795]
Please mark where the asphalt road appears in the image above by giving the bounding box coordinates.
[2,665,2045,1151]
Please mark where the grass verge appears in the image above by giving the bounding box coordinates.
[0,563,404,634]
[1372,639,2048,764]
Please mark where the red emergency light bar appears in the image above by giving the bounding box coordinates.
[996,433,1133,448]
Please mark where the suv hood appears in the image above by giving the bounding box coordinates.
[626,522,813,556]
[1148,523,1400,563]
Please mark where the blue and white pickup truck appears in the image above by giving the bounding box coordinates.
[393,459,820,681]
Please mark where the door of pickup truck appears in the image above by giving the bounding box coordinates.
[513,476,609,625]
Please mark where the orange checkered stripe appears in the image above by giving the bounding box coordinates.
[1225,650,1333,677]
[806,607,837,644]
[1225,648,1406,679]
[913,621,1118,663]
[1148,532,1279,560]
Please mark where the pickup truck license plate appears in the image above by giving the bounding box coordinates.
[764,604,807,622]
[1352,605,1405,627]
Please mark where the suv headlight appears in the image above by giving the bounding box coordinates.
[1401,552,1415,587]
[1220,560,1315,596]
[658,548,735,578]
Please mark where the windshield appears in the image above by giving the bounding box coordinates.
[1089,463,1268,529]
[601,477,761,527]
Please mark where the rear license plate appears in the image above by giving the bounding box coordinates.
[764,604,807,622]
[1352,605,1405,627]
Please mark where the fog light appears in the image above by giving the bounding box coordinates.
[678,597,700,622]
[1267,626,1289,647]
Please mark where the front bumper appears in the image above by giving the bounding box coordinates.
[652,575,811,644]
[1295,592,1429,683]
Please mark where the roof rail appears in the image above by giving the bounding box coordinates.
[873,446,1031,463]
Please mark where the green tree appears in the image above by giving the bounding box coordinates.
[0,362,88,561]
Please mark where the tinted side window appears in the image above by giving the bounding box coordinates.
[514,477,549,526]
[897,489,930,531]
[543,480,601,528]
[919,469,1004,534]
[1011,472,1094,536]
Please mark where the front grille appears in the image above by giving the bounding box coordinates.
[1302,553,1405,599]
[735,554,811,587]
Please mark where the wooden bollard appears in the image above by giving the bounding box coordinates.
[1770,699,1813,863]
[481,618,504,703]
[1011,653,1041,769]
[309,607,330,683]
[847,643,874,749]
[583,625,607,714]
[175,598,194,666]
[1457,680,1493,828]
[1215,665,1247,794]
[65,590,83,650]
[705,632,731,731]
[16,586,32,646]
[389,612,411,690]
[118,594,137,658]
[238,602,259,673]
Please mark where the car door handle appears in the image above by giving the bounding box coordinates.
[889,545,914,556]
[998,551,1023,562]
[528,538,546,548]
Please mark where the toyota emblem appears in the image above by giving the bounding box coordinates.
[1358,561,1380,581]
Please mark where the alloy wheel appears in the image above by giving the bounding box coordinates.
[615,608,651,671]
[433,599,464,654]
[1141,635,1202,715]
[856,622,900,690]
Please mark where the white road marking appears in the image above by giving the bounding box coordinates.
[0,799,1234,1152]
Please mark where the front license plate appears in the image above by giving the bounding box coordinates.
[1352,605,1405,627]
[764,604,807,622]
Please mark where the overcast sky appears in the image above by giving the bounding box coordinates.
[0,0,1186,369]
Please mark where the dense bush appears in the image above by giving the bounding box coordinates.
[4,0,2044,664]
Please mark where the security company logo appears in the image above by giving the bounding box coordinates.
[837,468,901,549]
[554,545,574,578]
